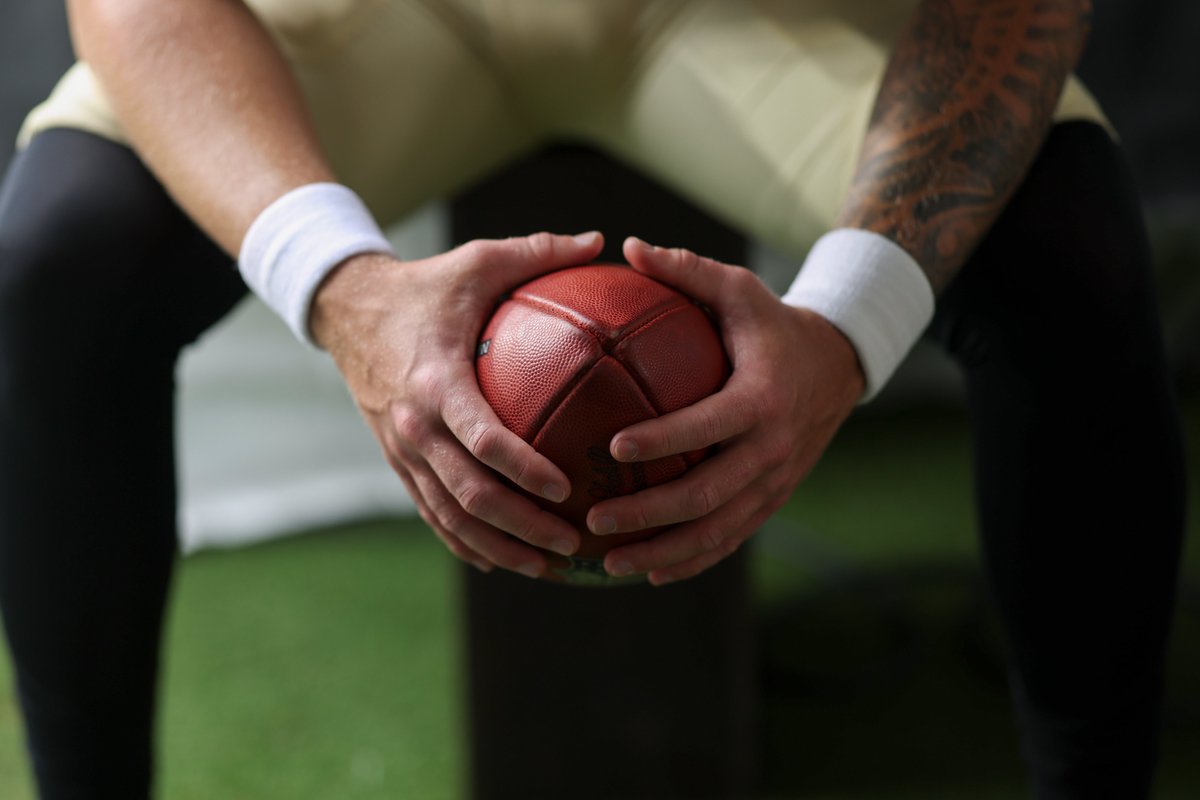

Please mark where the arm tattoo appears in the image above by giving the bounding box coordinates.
[837,0,1092,293]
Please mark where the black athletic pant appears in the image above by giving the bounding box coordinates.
[0,122,1186,799]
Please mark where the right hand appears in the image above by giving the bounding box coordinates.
[310,232,606,578]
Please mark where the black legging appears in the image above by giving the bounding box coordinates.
[928,121,1187,797]
[0,130,245,798]
[0,122,1186,799]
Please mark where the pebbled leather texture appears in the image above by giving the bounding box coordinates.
[477,265,729,583]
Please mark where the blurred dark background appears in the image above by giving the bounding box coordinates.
[0,3,72,169]
[1074,1,1200,392]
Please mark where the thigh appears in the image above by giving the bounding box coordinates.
[264,0,544,223]
[0,129,244,363]
[23,0,541,229]
[929,121,1172,370]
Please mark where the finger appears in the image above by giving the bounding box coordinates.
[608,387,757,464]
[588,438,762,533]
[642,502,778,586]
[647,530,748,587]
[602,485,768,576]
[413,490,494,573]
[421,431,580,557]
[623,236,757,310]
[385,452,493,573]
[407,458,550,578]
[472,231,605,293]
[436,365,573,504]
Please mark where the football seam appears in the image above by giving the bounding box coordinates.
[613,303,708,416]
[525,354,608,447]
[515,301,709,442]
[511,294,688,351]
[526,353,689,485]
[599,354,691,479]
[516,348,603,444]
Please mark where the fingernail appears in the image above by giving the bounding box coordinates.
[613,440,638,461]
[473,560,493,574]
[649,573,675,587]
[551,538,576,557]
[608,560,634,577]
[573,231,599,246]
[591,515,617,535]
[517,562,541,579]
[542,483,567,503]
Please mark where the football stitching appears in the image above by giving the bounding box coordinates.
[613,303,715,415]
[510,293,688,351]
[497,338,602,444]
[527,354,688,491]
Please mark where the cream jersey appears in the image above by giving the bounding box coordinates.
[19,0,1107,258]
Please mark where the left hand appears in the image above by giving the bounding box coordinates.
[587,237,865,585]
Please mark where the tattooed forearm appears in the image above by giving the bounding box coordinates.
[837,0,1092,292]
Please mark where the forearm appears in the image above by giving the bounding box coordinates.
[68,0,334,254]
[837,0,1092,293]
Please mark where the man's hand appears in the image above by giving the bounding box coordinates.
[311,231,605,578]
[587,237,864,585]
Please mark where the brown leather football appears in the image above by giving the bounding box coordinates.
[476,264,729,585]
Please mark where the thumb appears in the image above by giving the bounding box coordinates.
[480,231,605,289]
[622,236,743,308]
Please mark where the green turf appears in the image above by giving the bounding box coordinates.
[1,397,1197,798]
[752,400,1200,798]
[157,524,466,800]
[0,523,466,800]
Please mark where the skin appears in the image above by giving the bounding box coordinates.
[68,0,1089,585]
[838,0,1093,291]
[590,0,1092,584]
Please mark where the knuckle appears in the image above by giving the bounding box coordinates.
[508,515,545,546]
[455,479,494,518]
[442,503,476,533]
[525,231,557,262]
[673,247,700,272]
[699,525,726,553]
[508,456,532,490]
[464,418,500,462]
[698,405,725,445]
[458,239,489,262]
[763,438,792,467]
[688,480,721,518]
[648,425,676,457]
[761,390,791,423]
[391,406,429,448]
[413,364,445,398]
[424,490,459,527]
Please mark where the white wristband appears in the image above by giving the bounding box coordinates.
[238,182,395,346]
[781,228,934,402]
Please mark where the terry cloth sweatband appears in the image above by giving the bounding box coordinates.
[238,182,394,346]
[781,228,935,402]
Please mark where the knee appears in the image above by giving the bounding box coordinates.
[0,205,83,293]
[932,122,1165,371]
[0,130,187,360]
[0,214,107,364]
